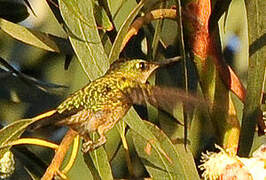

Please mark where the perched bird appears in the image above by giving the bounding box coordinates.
[30,57,202,152]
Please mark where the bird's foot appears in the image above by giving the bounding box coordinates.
[81,136,106,153]
[81,141,93,153]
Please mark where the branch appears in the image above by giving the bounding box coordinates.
[41,129,78,180]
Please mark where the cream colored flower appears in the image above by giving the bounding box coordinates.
[199,144,265,180]
[0,151,15,179]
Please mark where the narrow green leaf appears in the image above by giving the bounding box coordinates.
[107,0,124,18]
[0,119,33,158]
[88,147,113,180]
[238,0,266,156]
[108,0,146,63]
[59,0,109,80]
[93,2,113,31]
[114,121,127,159]
[111,0,137,30]
[67,144,94,180]
[83,153,101,180]
[0,18,72,53]
[87,133,113,180]
[151,2,166,59]
[104,125,121,160]
[147,76,159,124]
[132,120,200,180]
[124,108,196,179]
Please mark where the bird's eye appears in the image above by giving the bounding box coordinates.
[137,62,146,70]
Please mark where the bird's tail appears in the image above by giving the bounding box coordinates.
[28,110,59,131]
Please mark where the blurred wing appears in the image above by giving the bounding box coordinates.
[129,84,207,114]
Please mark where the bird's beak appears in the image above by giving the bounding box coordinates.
[144,56,182,83]
[155,56,183,67]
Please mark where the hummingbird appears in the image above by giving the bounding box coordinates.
[30,57,202,153]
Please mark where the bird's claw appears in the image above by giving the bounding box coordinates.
[82,141,94,153]
[82,136,106,153]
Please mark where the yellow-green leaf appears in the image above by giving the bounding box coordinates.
[0,18,72,53]
[0,119,33,158]
[59,0,109,80]
[131,120,200,180]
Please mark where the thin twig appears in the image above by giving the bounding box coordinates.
[121,9,177,52]
[41,129,78,180]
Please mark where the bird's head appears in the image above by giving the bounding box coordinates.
[107,57,181,83]
[107,59,158,83]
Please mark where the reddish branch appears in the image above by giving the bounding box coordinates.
[121,9,177,52]
[183,0,246,102]
[41,129,78,180]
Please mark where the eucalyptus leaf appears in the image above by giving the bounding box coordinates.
[88,146,113,180]
[124,108,182,179]
[82,134,113,180]
[0,119,33,159]
[238,0,266,156]
[0,18,73,54]
[93,2,113,31]
[109,0,146,63]
[107,0,124,18]
[59,0,109,80]
[66,145,94,180]
[132,120,200,180]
